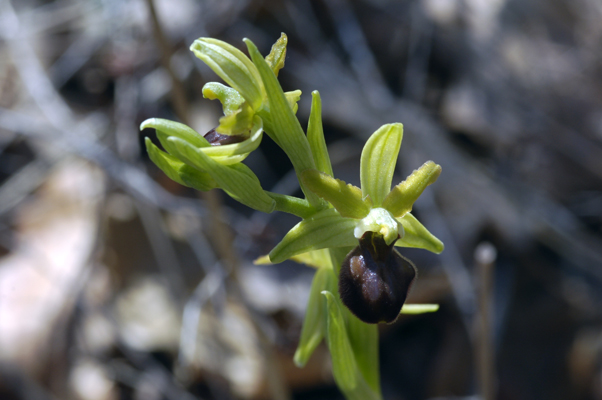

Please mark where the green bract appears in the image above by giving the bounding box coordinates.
[143,33,444,400]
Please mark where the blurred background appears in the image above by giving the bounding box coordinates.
[1,0,602,399]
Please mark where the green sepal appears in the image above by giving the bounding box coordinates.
[199,116,264,165]
[168,137,275,213]
[294,266,337,367]
[245,38,324,208]
[301,169,370,219]
[360,123,403,207]
[190,38,264,110]
[307,91,334,177]
[145,138,217,191]
[216,101,254,136]
[382,161,442,218]
[284,90,302,115]
[322,291,382,400]
[141,118,209,158]
[265,33,288,77]
[395,212,444,254]
[268,208,357,264]
[401,304,440,314]
[202,82,245,116]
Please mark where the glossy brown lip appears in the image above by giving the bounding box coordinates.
[204,127,247,146]
[339,231,417,324]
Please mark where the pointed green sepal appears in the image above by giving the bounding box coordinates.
[307,91,334,177]
[294,266,337,367]
[190,38,264,110]
[202,82,245,116]
[301,169,370,219]
[268,208,357,264]
[322,291,382,399]
[395,212,444,254]
[168,137,275,213]
[382,161,442,218]
[400,304,440,314]
[360,123,403,206]
[265,33,288,77]
[145,138,217,191]
[141,118,209,158]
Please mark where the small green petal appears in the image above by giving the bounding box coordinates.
[202,82,245,116]
[284,90,302,115]
[395,212,444,254]
[400,304,440,314]
[360,123,403,206]
[215,101,254,136]
[265,33,288,77]
[322,291,381,400]
[294,266,337,367]
[168,137,275,213]
[141,118,209,157]
[301,169,369,219]
[145,138,216,190]
[307,91,334,177]
[382,161,442,218]
[268,208,357,264]
[190,38,264,110]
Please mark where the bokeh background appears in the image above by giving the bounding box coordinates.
[1,0,602,399]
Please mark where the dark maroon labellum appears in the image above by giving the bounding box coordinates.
[339,231,417,324]
[204,128,247,146]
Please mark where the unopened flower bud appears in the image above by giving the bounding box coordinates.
[339,231,416,324]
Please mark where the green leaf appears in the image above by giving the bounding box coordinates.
[401,304,440,314]
[265,33,288,77]
[202,82,245,116]
[301,169,370,219]
[360,123,403,206]
[345,312,381,396]
[145,138,216,190]
[294,267,337,367]
[141,118,209,157]
[322,291,381,400]
[307,91,334,177]
[168,137,275,213]
[395,212,444,254]
[268,208,357,264]
[382,161,442,218]
[245,38,324,208]
[190,38,264,110]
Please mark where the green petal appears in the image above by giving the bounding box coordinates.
[215,101,254,136]
[284,90,302,115]
[294,266,337,367]
[382,161,442,218]
[395,212,444,254]
[307,91,334,177]
[190,38,264,110]
[265,33,288,77]
[322,291,381,400]
[360,123,403,206]
[268,208,357,264]
[400,304,440,314]
[141,118,209,157]
[301,169,370,219]
[145,138,216,190]
[168,137,275,213]
[245,38,323,208]
[202,82,245,116]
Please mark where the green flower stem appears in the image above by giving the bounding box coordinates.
[266,192,315,219]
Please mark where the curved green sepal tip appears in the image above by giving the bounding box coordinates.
[294,267,337,367]
[301,169,370,219]
[168,137,275,213]
[268,208,357,264]
[190,38,264,110]
[382,161,441,218]
[265,33,288,77]
[360,123,403,207]
[141,118,209,157]
[395,212,444,254]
